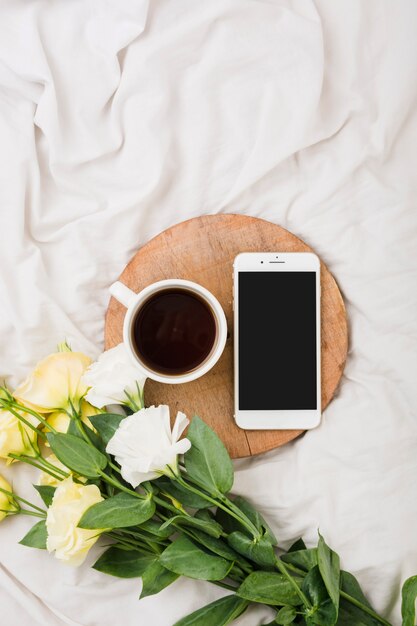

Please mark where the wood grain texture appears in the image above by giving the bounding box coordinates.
[105,214,348,458]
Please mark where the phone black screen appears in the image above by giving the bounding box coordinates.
[238,271,317,410]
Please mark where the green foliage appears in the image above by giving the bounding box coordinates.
[173,595,249,626]
[67,418,105,452]
[275,606,297,624]
[288,538,307,552]
[159,514,223,538]
[317,533,340,618]
[159,535,233,580]
[185,530,243,563]
[281,548,318,573]
[237,571,302,606]
[88,413,126,446]
[184,416,233,495]
[139,518,174,539]
[139,559,179,598]
[402,575,417,626]
[19,520,47,549]
[93,547,155,578]
[18,413,400,626]
[232,495,277,545]
[340,571,372,609]
[228,531,276,567]
[33,484,55,506]
[155,477,212,510]
[302,565,337,626]
[78,492,155,529]
[47,432,107,478]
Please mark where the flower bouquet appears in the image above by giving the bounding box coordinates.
[0,342,416,626]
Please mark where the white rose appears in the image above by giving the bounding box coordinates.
[46,477,104,566]
[106,405,191,488]
[83,343,147,410]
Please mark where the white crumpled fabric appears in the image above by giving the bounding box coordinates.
[0,0,416,624]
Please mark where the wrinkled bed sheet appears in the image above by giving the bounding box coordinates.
[0,1,416,624]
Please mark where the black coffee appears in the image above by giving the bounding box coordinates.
[132,288,217,375]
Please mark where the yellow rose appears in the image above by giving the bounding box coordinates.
[0,409,39,463]
[0,474,19,522]
[14,351,92,413]
[45,412,71,435]
[46,476,104,566]
[44,401,100,448]
[39,454,71,487]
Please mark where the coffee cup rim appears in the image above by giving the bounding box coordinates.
[122,279,227,384]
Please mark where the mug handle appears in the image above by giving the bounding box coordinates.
[109,281,136,308]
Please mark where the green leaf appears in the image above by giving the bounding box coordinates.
[338,599,381,626]
[215,506,244,535]
[186,530,244,563]
[338,570,377,625]
[47,432,107,478]
[317,534,340,616]
[89,413,126,446]
[275,605,297,624]
[140,559,179,598]
[288,538,307,552]
[19,520,47,549]
[282,548,318,573]
[156,477,212,510]
[301,565,337,626]
[139,519,175,539]
[159,535,233,581]
[184,416,233,495]
[401,575,417,626]
[237,571,302,606]
[194,508,215,522]
[233,496,277,545]
[173,595,249,626]
[67,419,105,453]
[33,484,56,507]
[78,492,155,529]
[340,571,372,609]
[159,514,223,538]
[93,547,155,578]
[228,531,276,567]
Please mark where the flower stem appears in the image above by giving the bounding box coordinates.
[174,475,259,538]
[0,401,48,441]
[153,494,186,516]
[209,580,239,592]
[108,460,122,474]
[279,560,390,624]
[116,527,168,548]
[18,509,46,518]
[275,557,312,610]
[0,486,45,514]
[38,456,69,478]
[109,531,155,554]
[339,591,392,626]
[1,399,54,433]
[8,454,64,482]
[218,493,261,538]
[98,470,147,500]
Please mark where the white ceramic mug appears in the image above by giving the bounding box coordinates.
[109,279,228,384]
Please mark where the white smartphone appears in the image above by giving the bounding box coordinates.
[233,252,321,430]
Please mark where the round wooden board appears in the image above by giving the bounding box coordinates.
[105,214,348,459]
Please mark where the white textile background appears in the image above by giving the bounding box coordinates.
[0,1,416,624]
